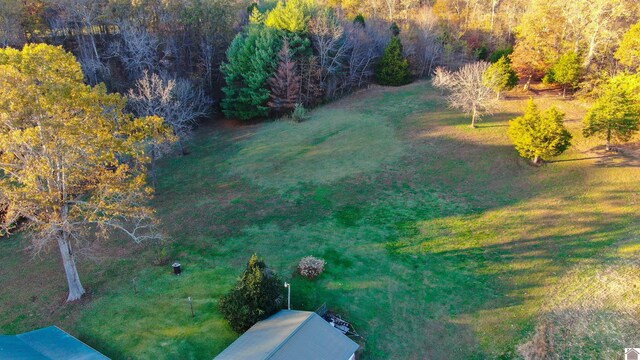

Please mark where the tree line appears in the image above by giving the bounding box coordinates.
[433,57,640,165]
[3,0,637,124]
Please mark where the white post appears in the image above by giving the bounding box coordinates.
[284,282,291,310]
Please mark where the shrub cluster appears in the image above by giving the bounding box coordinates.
[298,256,326,279]
[291,103,310,123]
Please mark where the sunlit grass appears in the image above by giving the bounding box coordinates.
[226,108,405,191]
[1,82,638,359]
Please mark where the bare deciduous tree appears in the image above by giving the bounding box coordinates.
[128,72,212,185]
[404,8,443,77]
[441,62,498,128]
[310,9,349,98]
[299,55,324,107]
[171,78,213,144]
[109,22,159,80]
[0,0,25,47]
[432,66,454,94]
[200,41,216,92]
[55,0,110,85]
[344,20,388,91]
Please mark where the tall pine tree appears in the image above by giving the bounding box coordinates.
[221,25,281,120]
[551,51,582,98]
[265,0,310,33]
[219,254,283,333]
[376,37,411,86]
[269,40,301,115]
[483,56,519,99]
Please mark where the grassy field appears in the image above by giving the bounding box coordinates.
[1,81,639,359]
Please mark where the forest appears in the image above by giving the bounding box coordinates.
[1,0,639,122]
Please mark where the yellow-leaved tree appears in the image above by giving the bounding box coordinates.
[0,44,173,302]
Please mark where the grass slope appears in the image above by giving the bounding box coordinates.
[1,82,639,359]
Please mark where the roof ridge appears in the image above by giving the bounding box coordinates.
[13,329,50,358]
[264,311,315,360]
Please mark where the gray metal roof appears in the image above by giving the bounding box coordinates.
[214,310,359,360]
[0,326,109,360]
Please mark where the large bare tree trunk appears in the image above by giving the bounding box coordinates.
[524,75,532,91]
[584,23,600,68]
[177,139,187,156]
[490,0,500,35]
[57,233,85,302]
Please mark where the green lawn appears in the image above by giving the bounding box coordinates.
[1,82,639,359]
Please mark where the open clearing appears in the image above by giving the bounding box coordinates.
[1,82,639,359]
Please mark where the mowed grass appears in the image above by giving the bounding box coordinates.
[226,108,405,191]
[1,82,639,359]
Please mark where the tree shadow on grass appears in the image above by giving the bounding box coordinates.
[477,123,509,128]
[595,153,640,168]
[479,112,520,125]
[305,133,640,358]
[379,204,638,358]
[47,127,640,359]
[548,155,612,163]
[4,83,637,360]
[155,86,640,359]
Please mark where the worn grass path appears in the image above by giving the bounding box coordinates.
[1,82,639,359]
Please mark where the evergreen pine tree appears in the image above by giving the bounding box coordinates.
[265,0,309,33]
[583,84,640,151]
[551,51,582,97]
[221,25,281,120]
[376,37,411,86]
[508,99,572,165]
[269,40,301,115]
[483,56,519,99]
[489,47,513,63]
[219,254,283,333]
[249,6,265,24]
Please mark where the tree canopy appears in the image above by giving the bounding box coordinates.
[376,37,412,86]
[509,0,562,89]
[615,21,640,72]
[0,44,172,301]
[265,0,311,33]
[508,100,572,164]
[483,56,519,99]
[219,254,283,333]
[583,84,640,150]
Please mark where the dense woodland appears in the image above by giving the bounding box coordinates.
[1,0,639,120]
